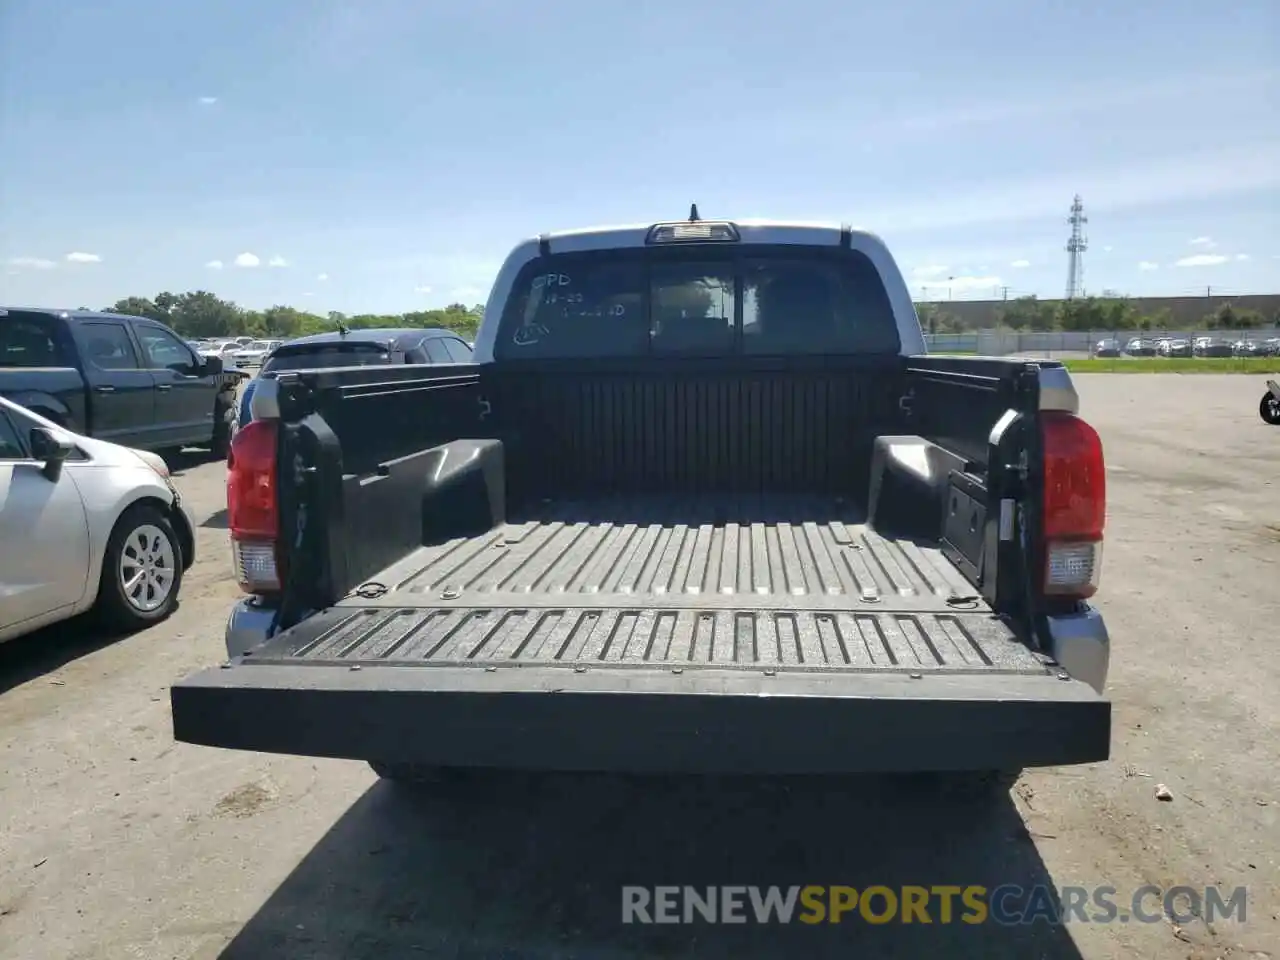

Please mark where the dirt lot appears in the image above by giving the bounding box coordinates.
[1,374,1276,960]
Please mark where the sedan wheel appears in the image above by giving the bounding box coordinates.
[120,523,177,612]
[96,505,184,630]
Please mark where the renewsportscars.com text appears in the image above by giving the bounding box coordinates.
[621,885,1247,926]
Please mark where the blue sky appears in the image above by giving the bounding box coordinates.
[1,0,1276,314]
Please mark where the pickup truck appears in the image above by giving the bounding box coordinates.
[0,308,244,455]
[171,216,1112,785]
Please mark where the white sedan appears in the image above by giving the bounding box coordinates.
[0,396,197,643]
[229,339,283,368]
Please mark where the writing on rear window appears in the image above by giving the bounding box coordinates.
[499,248,899,359]
[509,263,643,355]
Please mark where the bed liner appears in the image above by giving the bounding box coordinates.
[253,495,1048,677]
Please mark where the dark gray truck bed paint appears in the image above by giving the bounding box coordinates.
[249,495,1048,677]
[176,504,1107,773]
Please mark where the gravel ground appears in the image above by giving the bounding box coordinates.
[0,373,1276,960]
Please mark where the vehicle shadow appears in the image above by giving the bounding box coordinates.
[165,447,223,477]
[0,612,129,696]
[220,772,1084,960]
[202,508,228,529]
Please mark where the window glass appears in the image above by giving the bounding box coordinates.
[649,263,735,355]
[261,343,390,374]
[137,326,196,371]
[81,323,140,370]
[740,254,899,355]
[496,246,900,359]
[501,259,646,359]
[0,411,25,459]
[444,339,473,362]
[0,315,67,367]
[424,339,451,363]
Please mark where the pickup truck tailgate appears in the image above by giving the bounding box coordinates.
[173,496,1110,773]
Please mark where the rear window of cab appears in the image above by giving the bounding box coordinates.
[496,245,901,360]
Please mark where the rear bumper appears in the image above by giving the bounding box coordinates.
[225,597,279,658]
[1044,604,1109,695]
[172,663,1110,775]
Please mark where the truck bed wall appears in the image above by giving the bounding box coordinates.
[487,356,903,505]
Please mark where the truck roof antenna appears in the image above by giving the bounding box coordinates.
[689,203,700,222]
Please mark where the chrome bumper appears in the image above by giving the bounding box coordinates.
[225,597,280,659]
[1045,604,1110,695]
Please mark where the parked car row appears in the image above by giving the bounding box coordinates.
[1,309,478,647]
[1091,336,1280,358]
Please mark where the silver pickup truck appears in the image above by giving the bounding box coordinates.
[171,214,1112,787]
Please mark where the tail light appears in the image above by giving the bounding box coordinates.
[1041,411,1105,600]
[227,419,282,593]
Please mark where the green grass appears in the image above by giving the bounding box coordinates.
[1061,356,1280,374]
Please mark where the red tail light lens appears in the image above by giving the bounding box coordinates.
[227,419,282,593]
[1041,411,1105,599]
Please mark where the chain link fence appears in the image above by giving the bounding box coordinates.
[925,329,1280,367]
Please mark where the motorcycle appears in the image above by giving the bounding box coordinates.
[1261,380,1280,425]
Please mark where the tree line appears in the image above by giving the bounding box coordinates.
[101,291,485,342]
[96,290,1280,342]
[917,297,1279,335]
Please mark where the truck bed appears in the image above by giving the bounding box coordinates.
[262,494,1044,675]
[173,494,1109,774]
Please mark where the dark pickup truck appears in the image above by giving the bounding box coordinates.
[172,216,1112,783]
[0,308,244,454]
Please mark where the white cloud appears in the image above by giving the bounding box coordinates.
[413,285,433,294]
[911,265,949,279]
[1235,253,1250,261]
[449,286,483,300]
[198,96,218,105]
[268,255,288,268]
[302,291,316,297]
[1138,261,1159,271]
[65,251,101,264]
[8,256,56,270]
[1175,254,1229,267]
[1010,259,1031,268]
[1102,245,1113,253]
[316,272,329,281]
[233,252,260,268]
[1189,236,1217,248]
[205,259,224,270]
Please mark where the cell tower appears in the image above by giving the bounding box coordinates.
[1065,194,1088,300]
